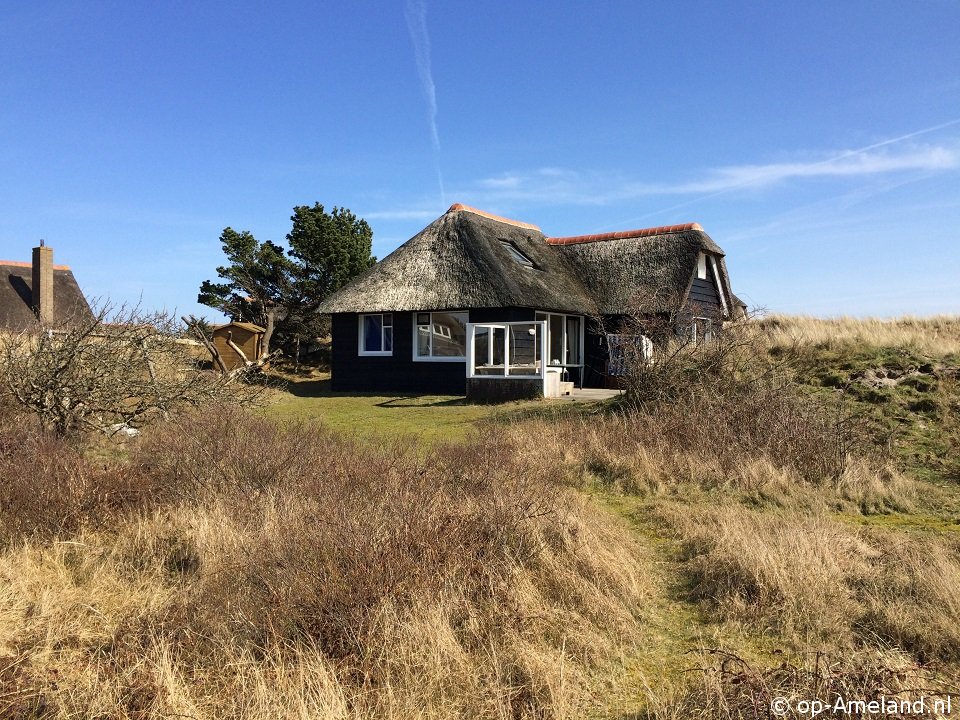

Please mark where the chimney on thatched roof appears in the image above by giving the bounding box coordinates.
[0,244,94,330]
[32,241,54,325]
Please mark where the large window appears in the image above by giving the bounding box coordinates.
[469,322,544,378]
[415,311,468,360]
[535,312,583,366]
[359,313,393,355]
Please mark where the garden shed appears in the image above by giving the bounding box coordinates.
[211,321,266,370]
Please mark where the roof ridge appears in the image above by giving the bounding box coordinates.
[446,203,542,232]
[545,222,703,246]
[0,259,73,270]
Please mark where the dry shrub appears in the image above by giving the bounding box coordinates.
[0,408,649,718]
[645,647,957,720]
[0,411,158,544]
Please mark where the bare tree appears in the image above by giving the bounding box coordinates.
[0,304,264,437]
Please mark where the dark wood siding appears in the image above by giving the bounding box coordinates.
[466,377,542,402]
[331,311,464,394]
[469,307,536,323]
[330,308,540,395]
[686,277,721,315]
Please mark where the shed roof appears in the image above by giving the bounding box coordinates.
[318,204,736,317]
[0,261,94,330]
[212,321,266,334]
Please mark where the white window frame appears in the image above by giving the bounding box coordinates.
[535,312,585,367]
[706,255,729,317]
[413,311,468,362]
[358,313,393,356]
[690,316,713,343]
[697,252,708,280]
[466,321,547,379]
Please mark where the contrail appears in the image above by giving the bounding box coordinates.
[601,117,960,229]
[405,0,445,205]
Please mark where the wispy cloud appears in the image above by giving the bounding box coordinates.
[405,0,445,204]
[363,208,440,221]
[469,145,957,209]
[362,121,960,237]
[461,120,960,213]
[653,145,957,194]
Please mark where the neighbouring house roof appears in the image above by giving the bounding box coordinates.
[317,204,736,317]
[0,260,94,330]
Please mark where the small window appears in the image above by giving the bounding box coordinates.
[697,253,708,280]
[415,311,468,360]
[359,313,393,355]
[500,240,535,269]
[690,317,712,343]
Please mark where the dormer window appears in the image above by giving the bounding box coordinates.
[500,240,536,269]
[697,252,708,279]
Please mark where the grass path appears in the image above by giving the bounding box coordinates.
[583,493,775,718]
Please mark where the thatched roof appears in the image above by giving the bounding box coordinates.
[0,260,93,330]
[318,204,736,317]
[547,224,734,315]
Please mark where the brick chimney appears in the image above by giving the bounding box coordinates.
[32,241,54,325]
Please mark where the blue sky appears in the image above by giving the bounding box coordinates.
[1,1,958,319]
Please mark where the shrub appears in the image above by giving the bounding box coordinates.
[112,408,647,716]
[646,648,954,720]
[0,409,160,544]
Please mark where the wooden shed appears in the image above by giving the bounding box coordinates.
[211,321,266,370]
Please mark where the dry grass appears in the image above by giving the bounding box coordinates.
[494,405,915,515]
[758,314,960,357]
[3,314,959,718]
[0,408,650,719]
[659,504,960,664]
[642,647,955,720]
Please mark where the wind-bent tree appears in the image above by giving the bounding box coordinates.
[198,229,294,356]
[287,203,376,302]
[199,204,375,359]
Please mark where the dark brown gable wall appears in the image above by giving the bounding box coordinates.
[687,277,721,314]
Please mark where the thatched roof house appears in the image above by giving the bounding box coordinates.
[0,243,93,330]
[319,204,741,398]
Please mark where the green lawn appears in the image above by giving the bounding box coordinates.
[262,372,555,442]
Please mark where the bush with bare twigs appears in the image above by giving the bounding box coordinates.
[0,303,264,437]
[646,648,957,720]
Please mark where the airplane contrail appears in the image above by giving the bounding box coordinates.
[405,0,445,205]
